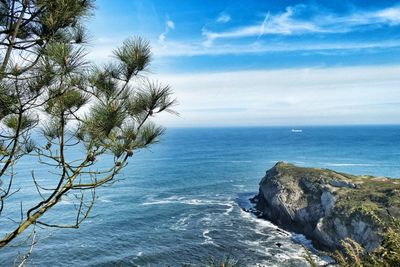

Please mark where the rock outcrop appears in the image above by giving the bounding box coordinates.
[252,162,400,251]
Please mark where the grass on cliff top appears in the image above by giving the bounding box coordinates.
[330,168,400,220]
[334,181,400,222]
[273,162,356,183]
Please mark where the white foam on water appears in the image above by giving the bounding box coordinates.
[98,197,113,203]
[141,199,175,205]
[202,229,219,246]
[291,233,313,247]
[241,239,284,265]
[243,237,327,266]
[256,264,278,267]
[223,202,235,215]
[142,196,235,208]
[141,195,186,205]
[239,208,277,229]
[200,214,213,226]
[277,250,311,261]
[238,198,332,266]
[253,228,272,237]
[170,213,196,231]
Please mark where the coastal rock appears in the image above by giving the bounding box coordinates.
[253,162,400,251]
[329,179,357,189]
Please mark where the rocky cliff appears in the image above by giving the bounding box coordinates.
[252,162,400,251]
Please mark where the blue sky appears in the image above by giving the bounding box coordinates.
[86,0,400,127]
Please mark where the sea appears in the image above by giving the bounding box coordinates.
[1,126,400,266]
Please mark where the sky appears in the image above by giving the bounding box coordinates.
[86,0,400,127]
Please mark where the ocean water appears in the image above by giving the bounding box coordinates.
[1,126,400,266]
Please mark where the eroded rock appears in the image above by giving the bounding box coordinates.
[253,162,400,251]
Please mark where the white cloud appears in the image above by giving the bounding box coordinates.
[342,6,400,26]
[158,33,166,42]
[82,41,400,127]
[159,18,175,43]
[86,38,400,61]
[150,65,400,127]
[86,5,400,60]
[151,39,400,57]
[216,13,231,23]
[203,6,325,43]
[203,5,400,43]
[167,20,175,29]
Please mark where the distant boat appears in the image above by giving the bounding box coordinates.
[291,129,303,133]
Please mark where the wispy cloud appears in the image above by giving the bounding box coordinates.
[150,39,400,57]
[203,4,400,44]
[257,11,270,40]
[159,17,175,43]
[151,65,400,127]
[203,6,325,43]
[86,4,400,60]
[87,38,400,61]
[216,13,231,23]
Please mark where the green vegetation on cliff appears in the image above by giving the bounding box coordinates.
[272,162,400,221]
[255,162,400,263]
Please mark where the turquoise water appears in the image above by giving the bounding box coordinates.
[1,126,400,266]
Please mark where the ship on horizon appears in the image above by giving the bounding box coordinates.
[291,129,303,133]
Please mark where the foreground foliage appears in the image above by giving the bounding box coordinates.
[334,216,400,267]
[0,0,176,253]
[304,215,400,266]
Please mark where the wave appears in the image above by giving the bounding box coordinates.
[201,229,219,247]
[240,240,305,267]
[239,208,277,229]
[142,196,235,208]
[98,197,113,203]
[170,213,196,231]
[141,195,184,205]
[237,194,333,266]
[291,233,313,247]
[239,215,331,265]
[223,203,235,215]
[202,229,212,243]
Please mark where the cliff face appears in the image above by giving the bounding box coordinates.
[252,162,400,251]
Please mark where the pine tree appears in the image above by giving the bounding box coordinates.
[0,0,176,249]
